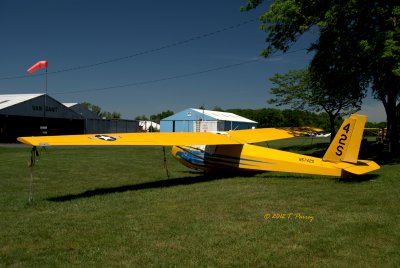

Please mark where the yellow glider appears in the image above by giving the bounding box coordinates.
[18,114,380,177]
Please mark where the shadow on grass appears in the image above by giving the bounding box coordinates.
[47,173,237,202]
[362,145,400,165]
[46,141,397,202]
[335,174,380,183]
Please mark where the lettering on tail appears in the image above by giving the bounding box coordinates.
[336,123,350,156]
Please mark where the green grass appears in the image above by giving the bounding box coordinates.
[1,139,399,267]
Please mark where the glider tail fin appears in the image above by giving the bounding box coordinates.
[323,114,367,164]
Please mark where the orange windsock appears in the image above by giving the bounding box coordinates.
[27,60,48,73]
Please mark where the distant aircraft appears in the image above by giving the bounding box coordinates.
[138,121,160,132]
[18,114,379,177]
[315,132,331,138]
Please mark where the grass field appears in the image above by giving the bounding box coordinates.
[1,138,399,267]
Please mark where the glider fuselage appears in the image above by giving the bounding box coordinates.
[170,114,380,177]
[171,143,378,177]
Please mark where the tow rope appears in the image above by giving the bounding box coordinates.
[28,146,38,203]
[163,146,170,179]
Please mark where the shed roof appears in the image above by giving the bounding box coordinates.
[0,93,44,110]
[191,109,257,123]
[63,103,78,108]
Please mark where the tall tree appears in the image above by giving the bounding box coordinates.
[269,68,360,139]
[243,0,400,153]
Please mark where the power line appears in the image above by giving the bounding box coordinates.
[0,18,259,81]
[55,59,261,95]
[54,48,308,95]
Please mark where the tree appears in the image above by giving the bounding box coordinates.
[79,102,121,119]
[213,106,224,111]
[253,108,284,127]
[134,115,149,121]
[243,0,400,153]
[134,111,174,123]
[149,110,174,123]
[363,5,400,153]
[268,69,360,139]
[224,107,327,129]
[101,111,121,119]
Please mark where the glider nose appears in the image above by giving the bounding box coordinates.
[171,146,181,160]
[171,145,191,167]
[171,145,205,171]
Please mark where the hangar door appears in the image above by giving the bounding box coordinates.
[193,121,223,132]
[0,115,84,143]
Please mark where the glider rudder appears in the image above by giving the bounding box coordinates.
[322,114,367,164]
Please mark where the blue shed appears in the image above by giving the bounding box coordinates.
[160,108,257,132]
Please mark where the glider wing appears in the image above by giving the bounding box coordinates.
[226,127,314,144]
[17,132,241,147]
[17,128,307,147]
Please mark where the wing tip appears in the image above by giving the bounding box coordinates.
[17,137,43,147]
[17,137,30,145]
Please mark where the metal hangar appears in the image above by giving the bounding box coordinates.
[0,94,84,142]
[0,94,142,142]
[160,108,257,132]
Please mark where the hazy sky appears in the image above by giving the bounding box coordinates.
[0,0,386,122]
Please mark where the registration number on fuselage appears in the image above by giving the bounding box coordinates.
[299,157,314,164]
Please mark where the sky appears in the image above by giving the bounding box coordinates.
[0,0,386,122]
